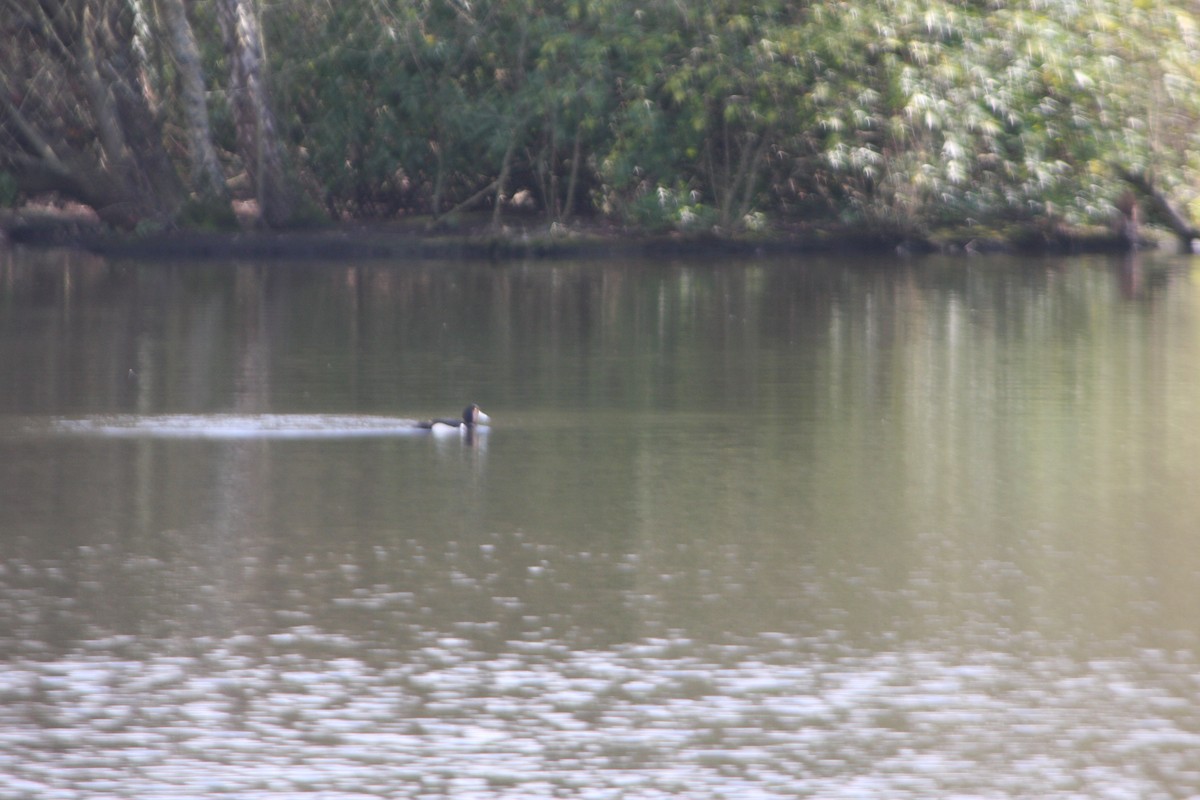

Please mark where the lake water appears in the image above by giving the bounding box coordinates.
[2,245,1200,798]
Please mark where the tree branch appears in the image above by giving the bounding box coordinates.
[0,80,72,178]
[438,178,501,219]
[1117,166,1197,248]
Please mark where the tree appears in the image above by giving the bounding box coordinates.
[160,0,228,206]
[5,0,1200,238]
[0,0,183,228]
[214,0,294,227]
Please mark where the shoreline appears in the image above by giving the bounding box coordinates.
[0,207,1149,262]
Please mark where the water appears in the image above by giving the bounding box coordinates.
[2,247,1200,798]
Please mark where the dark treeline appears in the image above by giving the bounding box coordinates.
[2,0,1200,243]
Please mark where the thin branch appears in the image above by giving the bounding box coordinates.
[439,177,501,218]
[0,80,72,177]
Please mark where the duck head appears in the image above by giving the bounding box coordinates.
[463,404,490,427]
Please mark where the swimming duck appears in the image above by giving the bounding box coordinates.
[417,404,490,433]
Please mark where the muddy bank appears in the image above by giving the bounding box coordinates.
[1,206,1145,261]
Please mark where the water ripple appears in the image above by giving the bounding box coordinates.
[44,414,440,439]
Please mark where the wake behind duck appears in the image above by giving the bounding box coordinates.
[47,405,490,440]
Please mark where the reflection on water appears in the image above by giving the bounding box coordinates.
[2,247,1200,797]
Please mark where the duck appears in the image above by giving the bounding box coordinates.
[417,404,490,433]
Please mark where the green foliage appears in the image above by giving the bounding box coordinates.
[624,185,718,233]
[177,194,239,231]
[248,0,1200,231]
[792,0,1200,229]
[595,0,800,229]
[9,0,1200,234]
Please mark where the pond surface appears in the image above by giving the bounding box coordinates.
[2,246,1200,798]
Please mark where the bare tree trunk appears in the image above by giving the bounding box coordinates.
[160,0,228,202]
[562,127,583,223]
[492,136,517,228]
[78,6,133,180]
[214,0,293,227]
